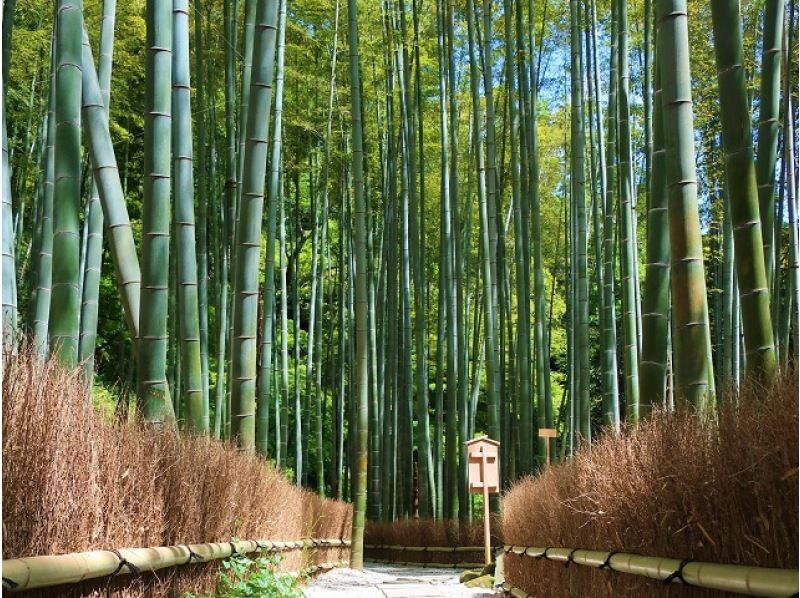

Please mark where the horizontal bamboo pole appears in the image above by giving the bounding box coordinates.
[502,544,799,597]
[2,538,350,591]
[364,544,487,553]
[365,558,484,569]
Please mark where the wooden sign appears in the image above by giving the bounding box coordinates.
[465,436,500,565]
[467,437,500,494]
[539,428,557,466]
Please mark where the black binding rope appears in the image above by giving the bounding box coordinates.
[228,542,239,557]
[110,549,141,576]
[598,551,620,570]
[663,558,694,585]
[255,541,267,551]
[503,545,513,554]
[2,577,18,589]
[183,545,204,564]
[536,547,552,560]
[565,548,579,568]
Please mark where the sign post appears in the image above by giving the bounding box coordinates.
[466,436,500,565]
[538,428,557,466]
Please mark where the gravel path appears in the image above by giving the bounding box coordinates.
[302,563,498,597]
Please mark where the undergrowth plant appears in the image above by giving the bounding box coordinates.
[185,553,302,598]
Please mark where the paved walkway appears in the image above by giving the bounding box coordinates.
[303,563,498,597]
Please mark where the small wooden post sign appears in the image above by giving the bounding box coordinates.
[538,428,557,466]
[465,436,500,565]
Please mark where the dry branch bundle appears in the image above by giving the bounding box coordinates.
[502,372,799,597]
[2,347,352,597]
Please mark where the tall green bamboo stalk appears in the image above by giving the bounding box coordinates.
[411,0,435,518]
[504,0,532,472]
[433,0,448,519]
[31,37,56,355]
[80,27,142,355]
[380,2,398,518]
[78,0,116,381]
[782,13,799,359]
[236,0,257,217]
[137,0,174,423]
[639,54,670,414]
[172,0,205,432]
[602,0,620,430]
[49,0,83,367]
[643,0,652,209]
[347,0,369,565]
[479,0,501,452]
[256,0,287,457]
[436,0,458,520]
[194,0,209,424]
[229,0,280,450]
[524,0,554,459]
[314,163,330,496]
[656,0,714,406]
[570,0,589,443]
[279,167,289,463]
[1,102,14,349]
[710,0,777,382]
[721,195,735,383]
[617,0,640,423]
[755,0,784,288]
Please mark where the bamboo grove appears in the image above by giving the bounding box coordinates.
[2,0,798,565]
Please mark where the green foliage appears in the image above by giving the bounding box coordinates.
[91,380,118,420]
[184,553,302,598]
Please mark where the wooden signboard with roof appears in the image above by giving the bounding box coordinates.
[465,436,500,564]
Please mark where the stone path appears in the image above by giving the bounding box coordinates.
[302,563,498,597]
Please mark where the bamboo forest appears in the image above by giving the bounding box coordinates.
[1,0,798,596]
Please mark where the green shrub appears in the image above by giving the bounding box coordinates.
[185,553,302,598]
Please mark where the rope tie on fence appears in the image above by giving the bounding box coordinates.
[597,551,619,570]
[663,558,694,585]
[183,546,203,564]
[110,549,140,576]
[255,541,268,551]
[228,542,239,557]
[536,547,552,560]
[2,577,19,590]
[564,548,579,568]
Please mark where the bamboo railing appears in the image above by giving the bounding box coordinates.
[501,544,799,597]
[2,538,350,592]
